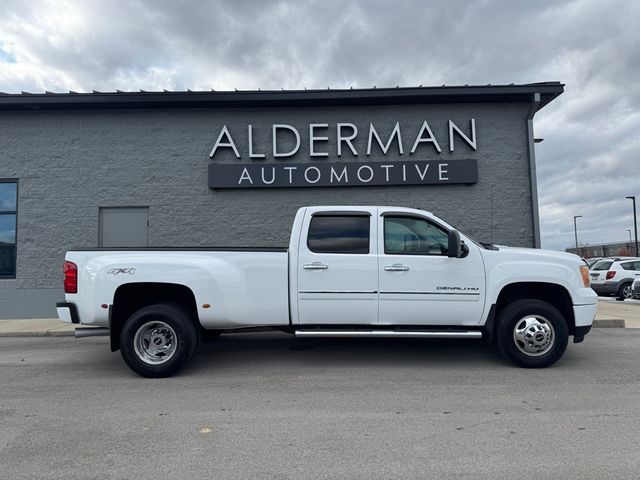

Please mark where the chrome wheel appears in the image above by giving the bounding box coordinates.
[133,321,178,365]
[512,315,555,357]
[622,284,633,299]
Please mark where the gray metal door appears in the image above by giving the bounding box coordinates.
[99,207,149,247]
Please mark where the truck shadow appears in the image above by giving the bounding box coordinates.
[188,331,507,373]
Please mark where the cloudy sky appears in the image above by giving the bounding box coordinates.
[0,0,638,251]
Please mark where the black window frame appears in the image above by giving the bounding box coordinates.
[383,214,450,256]
[307,214,371,254]
[0,179,18,279]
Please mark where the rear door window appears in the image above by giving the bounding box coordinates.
[592,261,612,271]
[307,215,370,254]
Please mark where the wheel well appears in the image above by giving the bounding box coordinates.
[110,282,198,352]
[494,282,576,336]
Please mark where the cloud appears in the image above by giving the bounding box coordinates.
[0,0,638,251]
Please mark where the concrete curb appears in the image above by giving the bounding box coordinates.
[0,330,76,338]
[592,319,626,328]
[2,294,638,337]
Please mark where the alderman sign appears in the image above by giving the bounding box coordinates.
[207,119,479,189]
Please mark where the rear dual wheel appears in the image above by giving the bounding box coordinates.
[496,299,569,368]
[120,303,199,378]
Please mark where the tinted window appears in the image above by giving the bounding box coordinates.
[307,215,370,254]
[0,182,17,212]
[0,214,15,243]
[0,180,17,277]
[0,245,16,277]
[384,216,448,255]
[621,262,635,271]
[592,261,612,271]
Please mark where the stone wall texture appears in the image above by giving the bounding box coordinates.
[0,101,535,318]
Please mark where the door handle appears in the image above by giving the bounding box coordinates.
[303,262,328,270]
[384,264,409,272]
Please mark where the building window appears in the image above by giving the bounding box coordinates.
[0,180,17,278]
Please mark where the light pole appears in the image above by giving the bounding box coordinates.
[627,229,632,253]
[626,196,638,257]
[573,215,582,257]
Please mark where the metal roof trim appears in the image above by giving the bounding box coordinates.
[0,83,564,111]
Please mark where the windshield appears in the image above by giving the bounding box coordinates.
[442,222,490,250]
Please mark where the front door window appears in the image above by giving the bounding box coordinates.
[384,216,449,256]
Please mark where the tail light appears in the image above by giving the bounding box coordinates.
[64,261,78,293]
[606,271,616,280]
[579,265,590,287]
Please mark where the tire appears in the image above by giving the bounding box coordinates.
[120,303,199,378]
[616,283,633,301]
[496,299,569,368]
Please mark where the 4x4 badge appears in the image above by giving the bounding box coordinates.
[106,268,136,275]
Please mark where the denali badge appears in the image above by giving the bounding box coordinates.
[436,286,480,291]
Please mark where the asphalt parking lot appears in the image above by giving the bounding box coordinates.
[1,328,640,479]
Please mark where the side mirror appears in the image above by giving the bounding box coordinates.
[448,230,462,258]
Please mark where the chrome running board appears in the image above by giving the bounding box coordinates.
[294,330,482,339]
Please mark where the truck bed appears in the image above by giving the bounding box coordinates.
[64,249,290,329]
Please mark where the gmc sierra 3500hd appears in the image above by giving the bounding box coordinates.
[56,206,597,377]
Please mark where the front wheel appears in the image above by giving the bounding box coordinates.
[496,299,569,368]
[120,303,199,378]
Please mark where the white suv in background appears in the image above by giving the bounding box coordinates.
[590,258,640,300]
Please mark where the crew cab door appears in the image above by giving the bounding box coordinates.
[297,208,378,325]
[377,212,485,326]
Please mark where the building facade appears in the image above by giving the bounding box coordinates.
[567,242,636,259]
[0,83,563,318]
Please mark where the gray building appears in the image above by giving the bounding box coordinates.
[567,242,636,259]
[0,83,563,319]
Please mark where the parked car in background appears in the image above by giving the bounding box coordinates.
[590,258,640,300]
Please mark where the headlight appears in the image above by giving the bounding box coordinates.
[579,265,590,288]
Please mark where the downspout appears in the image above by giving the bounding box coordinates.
[526,93,541,248]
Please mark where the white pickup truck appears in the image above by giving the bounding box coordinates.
[57,206,597,377]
